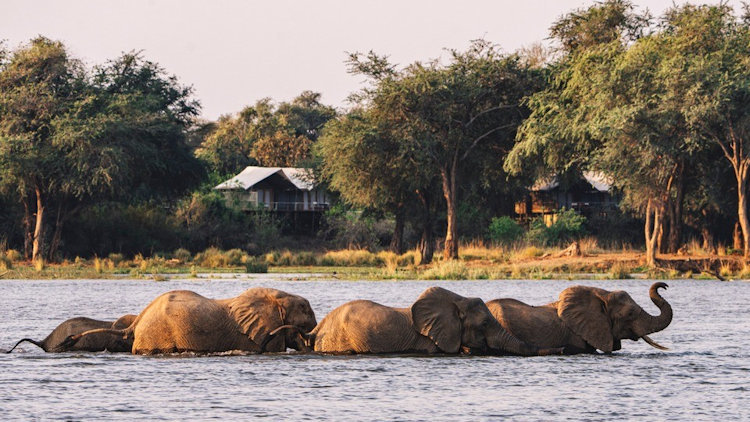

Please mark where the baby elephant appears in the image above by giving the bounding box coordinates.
[5,315,137,353]
[281,286,562,356]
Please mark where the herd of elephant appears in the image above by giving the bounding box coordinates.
[4,282,673,356]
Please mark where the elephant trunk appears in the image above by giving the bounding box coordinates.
[643,282,673,335]
[486,323,554,356]
[56,328,129,352]
[263,325,312,352]
[5,338,45,353]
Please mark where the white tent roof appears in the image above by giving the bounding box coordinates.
[280,167,315,190]
[214,166,316,191]
[583,171,611,192]
[532,171,611,192]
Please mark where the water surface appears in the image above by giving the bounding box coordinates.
[1,277,747,420]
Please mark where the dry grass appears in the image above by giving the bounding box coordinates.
[719,261,733,278]
[578,237,602,255]
[739,264,750,279]
[717,243,727,256]
[685,238,710,256]
[94,257,104,274]
[419,260,469,280]
[0,256,12,271]
[609,262,632,279]
[511,246,545,260]
[5,249,22,262]
[318,249,382,267]
[458,240,507,262]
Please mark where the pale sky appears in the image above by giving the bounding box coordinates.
[2,0,744,120]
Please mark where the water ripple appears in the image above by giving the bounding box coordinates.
[0,278,747,421]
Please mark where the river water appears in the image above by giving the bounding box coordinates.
[0,277,747,420]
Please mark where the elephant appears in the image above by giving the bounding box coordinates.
[274,286,563,356]
[63,287,317,355]
[5,314,137,353]
[485,282,673,354]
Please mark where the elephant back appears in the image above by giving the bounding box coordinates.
[133,290,234,354]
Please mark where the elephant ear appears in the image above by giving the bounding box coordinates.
[411,287,462,353]
[558,286,613,352]
[225,288,285,344]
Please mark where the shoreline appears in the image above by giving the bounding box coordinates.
[0,252,745,281]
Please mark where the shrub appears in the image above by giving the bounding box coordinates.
[0,256,12,271]
[420,260,469,280]
[318,212,380,250]
[225,249,248,266]
[318,250,382,266]
[488,216,524,244]
[294,251,317,266]
[194,247,229,268]
[609,262,631,279]
[245,257,268,273]
[249,211,283,252]
[172,248,192,263]
[526,208,586,246]
[264,251,280,265]
[107,253,124,266]
[5,249,22,262]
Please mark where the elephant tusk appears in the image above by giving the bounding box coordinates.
[641,335,669,350]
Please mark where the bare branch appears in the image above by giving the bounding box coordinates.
[465,104,515,127]
[460,123,516,161]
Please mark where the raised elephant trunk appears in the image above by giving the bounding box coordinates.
[644,282,673,335]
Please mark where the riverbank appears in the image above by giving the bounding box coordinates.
[0,244,745,280]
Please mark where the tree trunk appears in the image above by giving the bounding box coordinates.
[48,202,66,262]
[441,158,459,260]
[701,228,713,252]
[733,221,743,251]
[738,168,750,258]
[21,198,33,260]
[657,213,665,254]
[389,205,404,254]
[417,190,434,265]
[667,174,684,254]
[644,199,661,268]
[32,186,45,262]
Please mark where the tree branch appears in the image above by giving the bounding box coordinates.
[460,123,515,161]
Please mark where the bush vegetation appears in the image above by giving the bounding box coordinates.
[488,216,524,245]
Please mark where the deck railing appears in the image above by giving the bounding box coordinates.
[260,202,329,212]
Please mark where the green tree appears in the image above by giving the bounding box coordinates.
[669,4,750,257]
[196,92,336,174]
[317,110,426,254]
[504,1,698,266]
[0,39,203,260]
[351,41,539,259]
[0,37,83,260]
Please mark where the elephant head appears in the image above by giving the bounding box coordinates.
[558,282,673,353]
[411,286,549,355]
[112,314,137,330]
[225,287,317,352]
